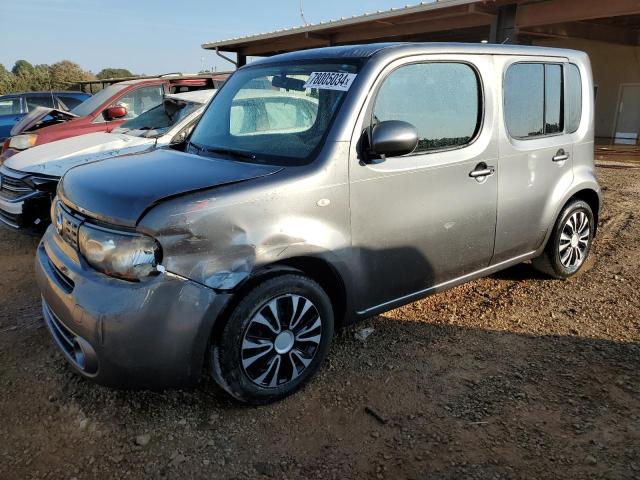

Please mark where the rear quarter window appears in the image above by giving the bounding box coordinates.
[565,64,582,133]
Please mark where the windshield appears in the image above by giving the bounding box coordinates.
[189,61,362,166]
[114,98,201,138]
[70,84,127,117]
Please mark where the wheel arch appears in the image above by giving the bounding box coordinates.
[539,183,602,255]
[569,188,601,235]
[255,256,350,330]
[211,255,351,342]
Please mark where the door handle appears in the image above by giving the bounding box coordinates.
[552,149,569,162]
[469,164,495,178]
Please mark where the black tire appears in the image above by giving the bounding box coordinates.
[210,274,334,404]
[532,199,594,279]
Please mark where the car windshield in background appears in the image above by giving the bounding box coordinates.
[189,61,362,166]
[114,99,200,138]
[70,84,128,117]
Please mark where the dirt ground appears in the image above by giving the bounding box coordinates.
[1,165,639,480]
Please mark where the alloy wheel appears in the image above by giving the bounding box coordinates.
[559,210,590,269]
[241,294,322,388]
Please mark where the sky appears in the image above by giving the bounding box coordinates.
[0,0,425,75]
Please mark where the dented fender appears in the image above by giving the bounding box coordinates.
[138,142,352,292]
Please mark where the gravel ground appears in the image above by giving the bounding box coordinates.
[0,166,638,479]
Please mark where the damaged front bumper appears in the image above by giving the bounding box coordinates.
[35,225,232,388]
[0,167,55,232]
[0,191,51,231]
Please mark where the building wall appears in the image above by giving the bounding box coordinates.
[532,37,640,140]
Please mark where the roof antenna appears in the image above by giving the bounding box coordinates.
[300,0,308,25]
[501,36,510,44]
[47,69,55,107]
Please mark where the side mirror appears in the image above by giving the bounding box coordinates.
[370,120,418,159]
[104,106,127,121]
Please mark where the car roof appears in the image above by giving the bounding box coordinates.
[248,42,587,66]
[164,89,217,104]
[116,75,220,86]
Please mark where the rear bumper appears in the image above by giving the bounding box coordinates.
[35,226,232,389]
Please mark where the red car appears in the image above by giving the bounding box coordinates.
[1,74,226,158]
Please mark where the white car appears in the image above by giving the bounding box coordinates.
[0,89,215,231]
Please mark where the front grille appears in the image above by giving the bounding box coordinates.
[0,171,34,201]
[0,209,20,229]
[0,187,30,201]
[57,204,82,250]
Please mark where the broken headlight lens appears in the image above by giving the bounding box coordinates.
[78,224,161,281]
[9,134,38,150]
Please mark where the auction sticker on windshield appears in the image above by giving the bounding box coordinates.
[304,72,357,91]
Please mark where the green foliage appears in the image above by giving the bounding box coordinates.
[11,59,34,76]
[0,64,13,95]
[96,68,134,80]
[0,59,105,95]
[49,60,94,89]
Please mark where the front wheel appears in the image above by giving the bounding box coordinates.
[210,274,334,404]
[533,199,594,279]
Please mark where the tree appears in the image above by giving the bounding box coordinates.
[11,59,34,76]
[96,68,134,80]
[49,60,94,90]
[0,59,97,94]
[0,64,14,95]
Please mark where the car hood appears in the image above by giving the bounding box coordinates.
[59,148,283,227]
[4,132,154,177]
[10,107,77,136]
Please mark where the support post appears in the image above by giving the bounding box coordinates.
[489,4,519,44]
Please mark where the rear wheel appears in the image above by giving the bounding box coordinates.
[210,274,334,404]
[533,199,594,279]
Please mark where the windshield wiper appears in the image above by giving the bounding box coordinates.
[200,147,256,161]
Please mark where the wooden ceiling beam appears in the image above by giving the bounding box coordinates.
[517,0,640,28]
[331,14,493,44]
[521,21,640,46]
[240,35,332,56]
[239,13,494,57]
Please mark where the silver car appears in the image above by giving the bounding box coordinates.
[35,43,600,404]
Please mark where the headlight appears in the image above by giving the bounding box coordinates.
[78,224,161,281]
[9,134,38,150]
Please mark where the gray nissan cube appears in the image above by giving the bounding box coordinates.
[36,43,601,404]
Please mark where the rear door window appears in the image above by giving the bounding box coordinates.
[504,62,565,139]
[545,64,563,134]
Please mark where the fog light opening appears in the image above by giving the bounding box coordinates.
[72,339,87,370]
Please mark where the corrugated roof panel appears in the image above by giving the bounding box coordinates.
[201,0,484,50]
